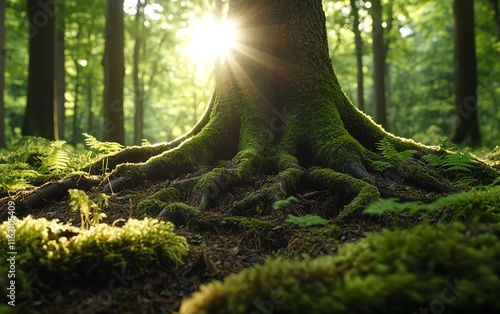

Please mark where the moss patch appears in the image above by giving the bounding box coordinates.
[0,216,188,301]
[180,222,500,314]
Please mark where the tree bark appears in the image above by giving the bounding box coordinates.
[103,0,125,144]
[0,0,6,147]
[490,0,500,41]
[55,3,65,141]
[23,0,56,140]
[371,0,387,129]
[451,0,481,146]
[133,0,146,146]
[350,0,365,112]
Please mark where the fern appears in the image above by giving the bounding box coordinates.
[68,189,108,230]
[373,138,416,170]
[422,151,476,173]
[83,133,123,154]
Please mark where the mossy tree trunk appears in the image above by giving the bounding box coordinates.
[11,0,498,217]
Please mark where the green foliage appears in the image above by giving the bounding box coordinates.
[0,137,84,195]
[272,196,299,210]
[372,138,416,171]
[364,186,500,224]
[0,216,188,301]
[83,133,123,155]
[422,149,478,187]
[285,214,329,227]
[68,189,109,230]
[179,222,500,314]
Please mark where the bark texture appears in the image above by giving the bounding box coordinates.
[350,0,365,112]
[103,0,125,144]
[370,0,387,129]
[23,0,56,140]
[451,0,481,146]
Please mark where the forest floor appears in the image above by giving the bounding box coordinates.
[14,169,445,314]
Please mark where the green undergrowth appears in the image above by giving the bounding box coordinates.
[0,216,188,302]
[180,222,500,314]
[0,135,124,196]
[364,185,500,225]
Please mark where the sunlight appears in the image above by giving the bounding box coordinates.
[183,18,237,65]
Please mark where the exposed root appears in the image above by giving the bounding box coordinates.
[307,168,380,218]
[0,174,101,219]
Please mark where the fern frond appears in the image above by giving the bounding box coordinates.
[421,154,444,167]
[83,133,123,154]
[442,152,476,173]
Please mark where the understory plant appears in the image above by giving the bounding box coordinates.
[179,222,500,314]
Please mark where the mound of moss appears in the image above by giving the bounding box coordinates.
[180,223,500,314]
[0,216,188,301]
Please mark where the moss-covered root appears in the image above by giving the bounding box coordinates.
[179,222,500,314]
[307,168,379,218]
[227,153,303,215]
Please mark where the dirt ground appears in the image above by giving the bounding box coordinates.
[7,171,434,314]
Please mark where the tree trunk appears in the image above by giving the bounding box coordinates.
[103,0,125,144]
[23,0,56,140]
[133,0,145,146]
[0,0,6,147]
[371,0,387,129]
[490,0,500,41]
[350,0,365,112]
[451,0,481,146]
[55,3,65,141]
[99,0,471,215]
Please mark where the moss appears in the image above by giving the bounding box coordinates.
[0,216,188,301]
[135,198,165,216]
[310,223,342,239]
[154,187,181,203]
[135,187,182,217]
[435,186,500,223]
[180,222,500,314]
[309,168,380,217]
[222,217,274,231]
[158,202,201,226]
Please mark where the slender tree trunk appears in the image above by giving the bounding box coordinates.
[133,0,145,146]
[72,61,80,146]
[371,0,387,129]
[0,0,6,147]
[490,0,500,41]
[103,0,125,144]
[87,72,94,134]
[350,0,364,112]
[23,0,56,140]
[451,0,481,146]
[55,4,65,140]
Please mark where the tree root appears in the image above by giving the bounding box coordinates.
[0,174,101,220]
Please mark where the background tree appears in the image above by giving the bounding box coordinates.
[451,0,481,146]
[370,0,388,129]
[22,0,56,140]
[350,0,365,111]
[103,0,125,144]
[0,0,6,147]
[133,0,146,145]
[54,0,65,140]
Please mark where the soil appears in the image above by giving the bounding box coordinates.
[9,170,438,314]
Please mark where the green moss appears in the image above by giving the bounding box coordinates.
[0,216,188,301]
[310,223,342,239]
[435,186,500,223]
[222,217,274,231]
[180,222,500,314]
[135,198,165,216]
[154,187,181,202]
[309,168,380,217]
[158,202,201,226]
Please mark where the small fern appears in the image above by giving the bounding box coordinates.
[83,133,123,154]
[422,151,476,173]
[68,189,108,230]
[373,138,416,171]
